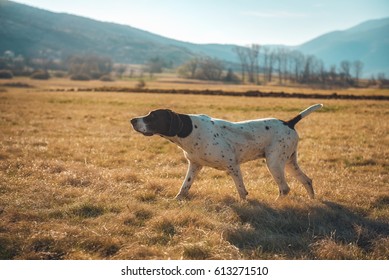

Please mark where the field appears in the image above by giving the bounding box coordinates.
[0,78,388,260]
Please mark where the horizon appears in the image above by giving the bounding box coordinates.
[12,0,389,46]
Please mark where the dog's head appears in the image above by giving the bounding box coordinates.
[130,109,192,138]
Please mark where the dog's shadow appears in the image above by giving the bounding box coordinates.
[224,197,389,259]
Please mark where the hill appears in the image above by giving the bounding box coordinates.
[0,1,241,66]
[0,1,196,65]
[0,1,388,76]
[296,18,389,77]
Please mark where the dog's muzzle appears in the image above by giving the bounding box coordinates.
[130,118,153,136]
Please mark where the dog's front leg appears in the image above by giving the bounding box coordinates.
[175,161,202,200]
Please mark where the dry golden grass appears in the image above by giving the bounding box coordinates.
[0,78,388,260]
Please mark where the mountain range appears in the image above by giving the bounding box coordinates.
[1,0,388,77]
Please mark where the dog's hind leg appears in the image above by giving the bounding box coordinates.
[265,150,290,199]
[286,152,314,199]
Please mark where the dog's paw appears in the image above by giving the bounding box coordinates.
[174,193,188,201]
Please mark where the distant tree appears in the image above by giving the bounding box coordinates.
[0,70,13,79]
[224,68,240,83]
[340,60,351,83]
[377,72,389,88]
[67,55,112,79]
[329,64,337,82]
[146,56,165,77]
[177,58,199,79]
[197,57,224,80]
[302,55,314,83]
[115,64,127,79]
[178,57,224,81]
[246,44,260,84]
[261,47,277,83]
[274,47,289,84]
[262,47,270,83]
[352,60,364,85]
[289,50,305,82]
[233,46,248,82]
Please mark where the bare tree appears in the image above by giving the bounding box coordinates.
[233,46,248,83]
[147,56,165,78]
[279,48,289,84]
[274,48,289,84]
[261,48,277,83]
[329,64,337,82]
[197,57,224,80]
[302,55,315,83]
[262,47,270,83]
[178,57,224,81]
[177,58,199,79]
[67,55,112,79]
[352,60,364,85]
[246,44,260,84]
[290,50,305,82]
[340,60,351,82]
[115,64,127,78]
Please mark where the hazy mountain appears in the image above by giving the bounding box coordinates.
[0,1,197,65]
[1,1,388,76]
[296,18,389,77]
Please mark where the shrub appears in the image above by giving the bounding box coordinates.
[135,79,146,89]
[99,75,114,82]
[53,71,67,78]
[70,73,91,81]
[30,70,50,80]
[0,70,13,79]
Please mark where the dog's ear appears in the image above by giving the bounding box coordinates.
[177,114,193,138]
[166,110,183,137]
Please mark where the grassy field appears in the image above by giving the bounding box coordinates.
[0,78,388,259]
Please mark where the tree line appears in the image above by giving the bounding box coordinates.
[178,44,388,88]
[234,44,366,86]
[0,50,169,81]
[1,48,388,88]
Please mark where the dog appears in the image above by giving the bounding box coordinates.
[131,104,322,200]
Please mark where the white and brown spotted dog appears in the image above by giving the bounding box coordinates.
[131,104,322,200]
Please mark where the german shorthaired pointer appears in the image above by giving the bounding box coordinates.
[131,104,322,200]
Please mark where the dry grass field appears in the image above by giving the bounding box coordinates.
[0,78,388,260]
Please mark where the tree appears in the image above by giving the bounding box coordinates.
[329,64,337,82]
[352,60,364,85]
[302,55,314,83]
[178,57,224,81]
[115,64,127,78]
[274,47,289,84]
[246,44,260,84]
[233,46,248,82]
[197,57,224,80]
[263,47,276,83]
[340,60,351,83]
[290,50,305,82]
[224,68,239,83]
[177,58,198,79]
[147,56,165,77]
[67,55,112,79]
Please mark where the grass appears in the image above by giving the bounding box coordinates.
[0,78,388,260]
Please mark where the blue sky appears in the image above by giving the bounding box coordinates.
[15,0,389,46]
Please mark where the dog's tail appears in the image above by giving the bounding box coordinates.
[286,104,323,129]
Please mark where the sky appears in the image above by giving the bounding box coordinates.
[14,0,389,46]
